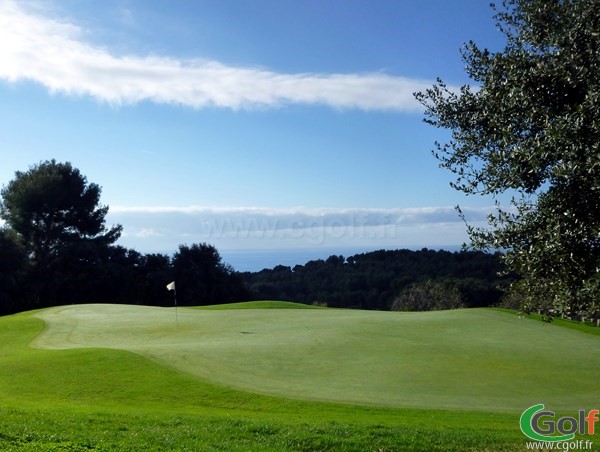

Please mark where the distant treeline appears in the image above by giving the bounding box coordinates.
[0,239,249,316]
[0,160,509,315]
[240,249,510,311]
[1,240,508,316]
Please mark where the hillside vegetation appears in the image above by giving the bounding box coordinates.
[241,248,508,310]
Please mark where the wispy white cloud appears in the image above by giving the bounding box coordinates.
[0,0,438,111]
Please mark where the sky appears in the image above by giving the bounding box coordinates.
[0,0,507,269]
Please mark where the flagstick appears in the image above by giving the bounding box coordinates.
[174,287,179,327]
[166,281,178,327]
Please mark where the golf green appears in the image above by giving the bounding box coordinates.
[34,304,600,412]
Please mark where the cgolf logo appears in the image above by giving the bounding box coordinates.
[520,404,599,442]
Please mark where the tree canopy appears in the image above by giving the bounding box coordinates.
[0,160,250,313]
[0,160,122,265]
[241,249,507,310]
[172,243,247,305]
[0,160,124,308]
[415,0,600,319]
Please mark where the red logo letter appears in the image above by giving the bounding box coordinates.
[586,409,599,435]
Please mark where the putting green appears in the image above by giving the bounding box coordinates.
[33,304,600,411]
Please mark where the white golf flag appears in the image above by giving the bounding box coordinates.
[166,281,175,291]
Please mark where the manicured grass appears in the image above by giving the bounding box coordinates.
[197,300,321,310]
[493,307,600,336]
[0,309,523,450]
[34,304,600,411]
[1,303,599,450]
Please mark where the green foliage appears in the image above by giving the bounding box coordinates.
[0,160,124,308]
[0,161,250,313]
[242,249,507,310]
[172,243,248,305]
[391,279,464,311]
[0,160,121,264]
[0,228,27,313]
[415,0,600,318]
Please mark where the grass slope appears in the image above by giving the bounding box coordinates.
[33,304,600,412]
[0,308,523,450]
[196,300,322,310]
[1,302,599,450]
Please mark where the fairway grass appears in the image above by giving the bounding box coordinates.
[34,304,600,411]
[196,300,322,310]
[1,303,599,450]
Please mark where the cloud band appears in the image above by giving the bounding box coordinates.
[107,205,491,251]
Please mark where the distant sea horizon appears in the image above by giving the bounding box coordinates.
[219,245,464,273]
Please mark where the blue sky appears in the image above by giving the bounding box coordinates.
[0,0,506,266]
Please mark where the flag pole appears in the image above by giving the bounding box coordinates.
[166,281,178,327]
[174,286,178,327]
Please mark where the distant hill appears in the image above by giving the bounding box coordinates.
[239,248,510,310]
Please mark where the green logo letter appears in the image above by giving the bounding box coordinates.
[520,404,576,442]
